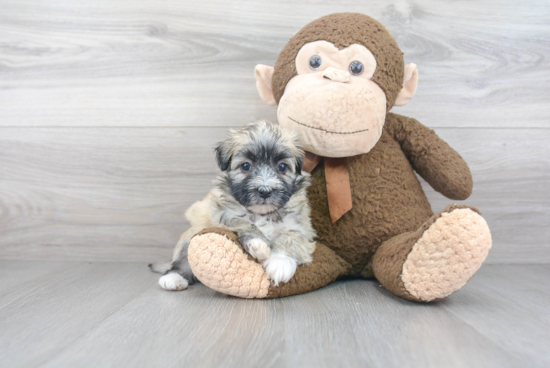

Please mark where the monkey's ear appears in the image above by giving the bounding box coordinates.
[394,63,419,106]
[254,64,277,106]
[214,141,232,171]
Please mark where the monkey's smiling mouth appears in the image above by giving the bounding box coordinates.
[288,117,369,135]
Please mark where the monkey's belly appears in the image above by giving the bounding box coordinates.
[307,130,433,274]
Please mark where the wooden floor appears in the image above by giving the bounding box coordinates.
[0,261,548,368]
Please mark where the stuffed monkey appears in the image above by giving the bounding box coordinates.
[186,13,492,302]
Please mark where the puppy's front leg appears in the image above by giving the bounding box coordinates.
[237,227,271,261]
[262,251,297,286]
[263,233,313,286]
[216,212,271,261]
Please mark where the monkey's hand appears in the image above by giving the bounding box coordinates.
[240,237,271,261]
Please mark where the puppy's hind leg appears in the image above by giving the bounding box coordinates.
[148,261,172,274]
[148,230,191,275]
[158,242,197,291]
[159,272,188,291]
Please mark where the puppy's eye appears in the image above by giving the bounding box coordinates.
[309,55,322,70]
[278,163,287,173]
[241,162,251,172]
[349,60,364,76]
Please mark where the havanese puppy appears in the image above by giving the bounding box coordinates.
[150,120,316,291]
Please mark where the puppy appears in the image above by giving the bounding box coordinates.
[150,120,316,291]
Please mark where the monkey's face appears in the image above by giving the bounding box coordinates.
[254,13,419,159]
[276,41,386,158]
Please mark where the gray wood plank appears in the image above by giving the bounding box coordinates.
[0,0,548,128]
[41,265,529,368]
[0,262,157,367]
[280,280,523,368]
[1,262,547,368]
[481,264,550,293]
[0,260,72,294]
[42,278,285,368]
[1,127,548,263]
[442,265,550,368]
[0,261,84,310]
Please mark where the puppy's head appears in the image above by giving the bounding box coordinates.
[215,120,307,214]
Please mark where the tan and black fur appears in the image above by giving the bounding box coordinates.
[150,120,316,289]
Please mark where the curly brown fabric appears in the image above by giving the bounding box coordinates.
[266,243,352,298]
[384,114,473,200]
[307,114,437,274]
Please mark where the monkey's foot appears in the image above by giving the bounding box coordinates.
[373,205,492,302]
[188,228,271,298]
[188,227,352,299]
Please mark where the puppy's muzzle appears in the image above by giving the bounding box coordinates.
[257,186,272,199]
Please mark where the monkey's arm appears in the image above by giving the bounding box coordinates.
[384,113,473,200]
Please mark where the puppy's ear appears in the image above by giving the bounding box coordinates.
[214,141,232,171]
[295,156,303,175]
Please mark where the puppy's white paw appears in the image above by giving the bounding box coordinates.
[262,252,297,286]
[159,273,188,291]
[245,238,271,261]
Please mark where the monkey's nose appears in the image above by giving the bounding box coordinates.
[258,186,272,199]
[323,67,351,83]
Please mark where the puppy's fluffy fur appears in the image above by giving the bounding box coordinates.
[150,120,316,290]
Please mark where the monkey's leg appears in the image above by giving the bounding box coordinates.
[187,228,352,298]
[372,204,492,302]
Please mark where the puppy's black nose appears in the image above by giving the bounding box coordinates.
[258,186,272,199]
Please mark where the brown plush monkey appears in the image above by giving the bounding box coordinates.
[186,13,492,302]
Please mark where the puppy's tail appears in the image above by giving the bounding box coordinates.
[148,261,172,274]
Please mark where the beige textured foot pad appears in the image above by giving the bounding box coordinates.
[401,209,492,301]
[188,232,270,298]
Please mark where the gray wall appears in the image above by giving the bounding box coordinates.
[1,0,548,263]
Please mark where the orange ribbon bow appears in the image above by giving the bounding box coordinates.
[302,151,353,223]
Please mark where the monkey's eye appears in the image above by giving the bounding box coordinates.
[241,162,251,172]
[278,163,287,173]
[349,60,364,76]
[309,55,322,70]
